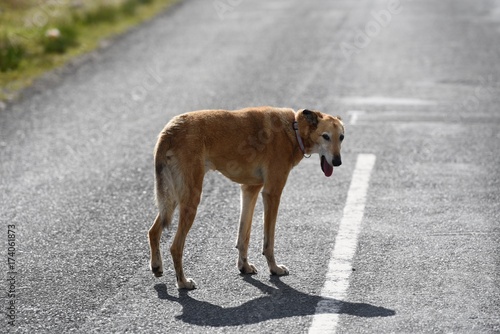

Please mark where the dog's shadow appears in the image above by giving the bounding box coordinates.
[154,276,395,327]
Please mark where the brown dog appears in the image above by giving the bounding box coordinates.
[148,107,344,289]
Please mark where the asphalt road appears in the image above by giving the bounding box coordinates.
[1,0,499,333]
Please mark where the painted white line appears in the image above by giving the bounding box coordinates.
[342,96,437,106]
[308,153,376,334]
[347,110,365,125]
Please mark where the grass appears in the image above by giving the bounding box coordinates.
[0,0,178,102]
[79,4,120,24]
[41,24,79,54]
[0,34,25,72]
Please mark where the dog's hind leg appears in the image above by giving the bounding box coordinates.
[170,175,203,290]
[148,214,166,277]
[148,199,176,277]
[236,184,262,274]
[149,155,179,278]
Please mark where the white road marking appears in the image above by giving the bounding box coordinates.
[347,110,365,125]
[308,153,377,334]
[342,96,436,106]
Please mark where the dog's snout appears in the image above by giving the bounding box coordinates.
[333,156,342,167]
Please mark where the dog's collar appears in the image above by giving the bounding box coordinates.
[292,122,311,158]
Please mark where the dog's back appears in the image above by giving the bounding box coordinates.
[154,107,298,221]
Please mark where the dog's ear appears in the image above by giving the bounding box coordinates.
[302,109,320,127]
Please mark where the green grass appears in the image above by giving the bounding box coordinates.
[0,0,178,101]
[121,0,140,16]
[80,4,120,24]
[0,35,25,72]
[41,24,79,54]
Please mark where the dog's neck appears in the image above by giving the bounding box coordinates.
[292,121,310,158]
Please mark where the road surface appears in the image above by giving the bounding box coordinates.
[1,0,499,332]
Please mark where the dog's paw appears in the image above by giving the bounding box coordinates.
[177,278,197,290]
[151,265,163,277]
[270,264,289,276]
[239,262,258,275]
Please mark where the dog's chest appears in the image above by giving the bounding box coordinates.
[205,157,264,185]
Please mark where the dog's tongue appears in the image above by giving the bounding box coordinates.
[321,156,333,177]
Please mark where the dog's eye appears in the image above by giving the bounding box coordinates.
[340,134,345,141]
[322,134,330,141]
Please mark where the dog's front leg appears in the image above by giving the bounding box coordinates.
[236,184,262,274]
[262,186,289,276]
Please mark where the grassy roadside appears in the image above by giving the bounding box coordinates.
[0,0,179,103]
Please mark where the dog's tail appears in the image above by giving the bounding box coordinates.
[154,133,179,230]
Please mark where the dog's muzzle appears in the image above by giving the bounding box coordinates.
[321,155,342,177]
[333,155,342,167]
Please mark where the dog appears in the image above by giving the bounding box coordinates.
[148,107,344,289]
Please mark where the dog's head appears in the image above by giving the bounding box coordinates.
[297,109,345,177]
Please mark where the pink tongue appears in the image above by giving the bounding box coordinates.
[321,156,333,177]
